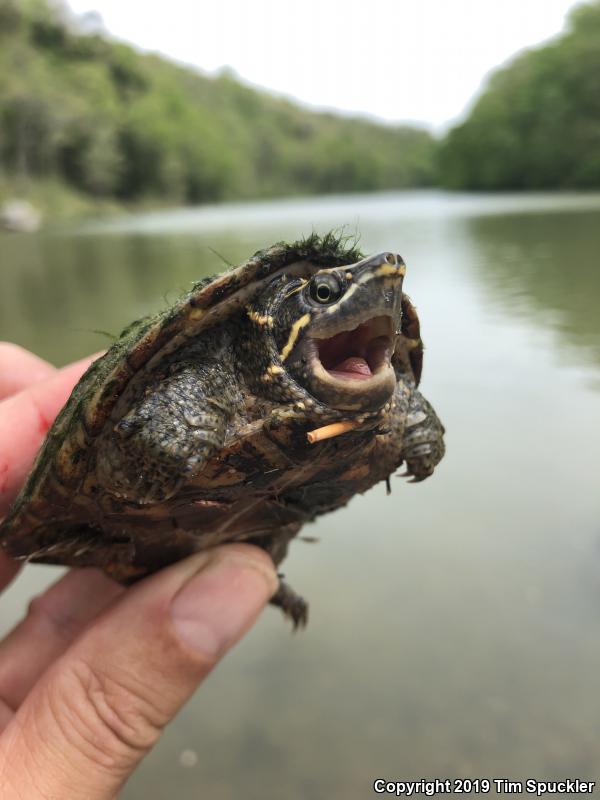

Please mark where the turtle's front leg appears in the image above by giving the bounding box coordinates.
[401,387,445,482]
[97,359,239,503]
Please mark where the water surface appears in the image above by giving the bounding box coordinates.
[1,190,599,797]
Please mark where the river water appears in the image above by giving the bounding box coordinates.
[1,190,599,797]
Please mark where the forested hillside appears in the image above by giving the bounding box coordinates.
[438,1,600,190]
[0,0,436,210]
[4,0,598,213]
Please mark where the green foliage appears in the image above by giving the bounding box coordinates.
[438,1,600,189]
[0,0,436,208]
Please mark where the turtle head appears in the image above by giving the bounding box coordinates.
[248,252,406,413]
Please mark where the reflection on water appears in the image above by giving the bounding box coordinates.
[1,191,600,798]
[0,232,254,365]
[462,210,600,368]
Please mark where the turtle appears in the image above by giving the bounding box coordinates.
[0,233,445,627]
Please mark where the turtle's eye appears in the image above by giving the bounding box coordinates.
[309,273,343,305]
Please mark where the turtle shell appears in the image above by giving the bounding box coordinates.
[0,233,430,614]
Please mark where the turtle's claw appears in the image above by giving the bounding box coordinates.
[270,580,309,630]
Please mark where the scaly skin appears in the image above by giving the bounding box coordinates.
[96,333,243,504]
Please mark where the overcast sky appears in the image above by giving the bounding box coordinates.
[67,0,583,130]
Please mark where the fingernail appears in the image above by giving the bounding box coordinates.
[170,550,278,657]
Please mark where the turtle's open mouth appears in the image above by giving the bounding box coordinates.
[287,313,398,410]
[295,314,397,410]
[315,316,394,382]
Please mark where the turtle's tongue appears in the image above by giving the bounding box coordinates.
[328,356,373,381]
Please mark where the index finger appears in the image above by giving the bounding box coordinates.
[0,354,102,519]
[0,343,57,401]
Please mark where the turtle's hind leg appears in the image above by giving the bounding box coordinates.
[270,579,309,630]
[247,526,308,629]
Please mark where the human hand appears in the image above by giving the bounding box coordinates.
[0,343,278,799]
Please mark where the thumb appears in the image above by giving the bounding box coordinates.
[0,544,278,800]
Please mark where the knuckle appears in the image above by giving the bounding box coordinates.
[48,656,165,773]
